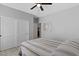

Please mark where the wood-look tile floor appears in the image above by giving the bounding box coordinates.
[0,47,20,56]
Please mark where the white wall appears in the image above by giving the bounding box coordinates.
[40,5,79,40]
[0,4,34,20]
[0,4,37,40]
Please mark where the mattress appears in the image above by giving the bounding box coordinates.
[20,38,64,56]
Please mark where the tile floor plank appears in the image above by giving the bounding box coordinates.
[0,47,19,56]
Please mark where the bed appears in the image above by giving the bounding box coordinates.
[19,38,79,56]
[19,38,65,56]
[52,39,79,56]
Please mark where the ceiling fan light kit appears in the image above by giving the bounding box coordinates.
[37,4,41,7]
[30,3,52,11]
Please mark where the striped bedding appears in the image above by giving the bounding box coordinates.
[52,40,79,56]
[20,38,79,56]
[20,38,64,56]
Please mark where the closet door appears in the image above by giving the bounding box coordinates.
[0,17,1,50]
[17,20,29,45]
[1,16,17,50]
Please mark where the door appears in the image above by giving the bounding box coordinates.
[1,16,17,50]
[33,23,41,39]
[33,23,38,39]
[38,23,41,38]
[17,20,29,45]
[0,18,1,50]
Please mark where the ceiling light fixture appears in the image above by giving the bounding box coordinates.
[37,4,41,7]
[30,3,52,11]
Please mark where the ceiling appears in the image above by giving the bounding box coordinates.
[1,3,79,17]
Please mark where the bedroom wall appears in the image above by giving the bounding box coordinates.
[40,5,79,40]
[0,4,34,21]
[0,4,37,41]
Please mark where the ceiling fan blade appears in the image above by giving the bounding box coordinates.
[40,3,52,5]
[30,4,37,10]
[40,6,44,11]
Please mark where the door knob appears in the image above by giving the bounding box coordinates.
[0,35,2,37]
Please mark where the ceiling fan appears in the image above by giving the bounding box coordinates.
[30,3,52,11]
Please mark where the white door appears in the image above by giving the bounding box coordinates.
[17,20,29,45]
[0,18,1,50]
[33,23,38,39]
[1,16,17,50]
